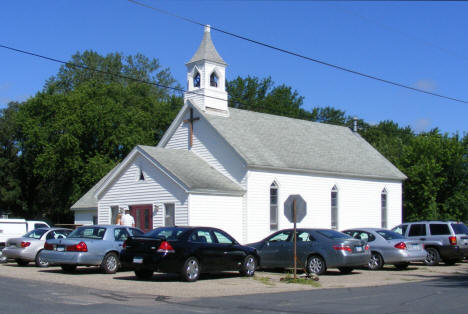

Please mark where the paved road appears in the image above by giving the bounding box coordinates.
[1,274,467,313]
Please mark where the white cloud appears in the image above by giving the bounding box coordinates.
[414,79,437,92]
[411,118,432,133]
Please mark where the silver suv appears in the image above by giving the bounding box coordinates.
[391,221,468,266]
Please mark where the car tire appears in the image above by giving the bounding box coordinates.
[181,256,200,282]
[35,250,49,267]
[61,265,77,273]
[306,255,326,275]
[338,267,354,274]
[101,252,120,274]
[16,259,29,266]
[394,262,409,270]
[368,252,384,270]
[424,247,440,266]
[0,251,7,263]
[134,269,154,280]
[240,255,257,277]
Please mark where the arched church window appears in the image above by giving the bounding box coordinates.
[381,188,388,228]
[331,185,338,230]
[193,72,201,88]
[270,182,279,231]
[210,72,218,87]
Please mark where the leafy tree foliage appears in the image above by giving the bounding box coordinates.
[0,63,466,224]
[7,51,182,222]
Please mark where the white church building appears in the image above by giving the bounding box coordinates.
[71,26,406,244]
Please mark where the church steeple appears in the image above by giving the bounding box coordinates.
[185,25,229,117]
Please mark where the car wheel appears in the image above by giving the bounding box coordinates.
[240,255,257,277]
[134,269,154,280]
[16,259,29,266]
[394,262,409,270]
[101,252,120,274]
[61,265,77,273]
[181,257,200,282]
[306,255,326,275]
[368,252,384,270]
[35,250,49,267]
[338,267,353,274]
[424,247,440,266]
[0,254,7,263]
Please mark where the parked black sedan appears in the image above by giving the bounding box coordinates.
[121,226,258,282]
[248,228,370,275]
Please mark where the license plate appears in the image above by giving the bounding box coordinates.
[133,257,143,264]
[412,244,420,250]
[355,246,363,252]
[56,246,64,252]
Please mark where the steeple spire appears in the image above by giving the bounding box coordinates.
[185,25,229,117]
[187,25,226,65]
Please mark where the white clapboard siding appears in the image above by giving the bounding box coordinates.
[98,155,188,228]
[246,169,402,243]
[74,210,96,226]
[164,110,247,186]
[189,194,243,243]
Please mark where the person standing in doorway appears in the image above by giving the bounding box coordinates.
[121,207,135,227]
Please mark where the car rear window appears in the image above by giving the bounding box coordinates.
[316,230,351,239]
[146,227,187,241]
[429,224,450,235]
[376,230,405,240]
[451,223,468,235]
[24,229,48,239]
[68,227,106,239]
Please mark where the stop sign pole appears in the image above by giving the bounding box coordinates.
[293,199,297,280]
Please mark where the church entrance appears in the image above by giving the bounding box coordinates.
[130,204,153,233]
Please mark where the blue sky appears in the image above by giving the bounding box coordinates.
[1,0,467,134]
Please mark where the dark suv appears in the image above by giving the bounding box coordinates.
[392,221,468,266]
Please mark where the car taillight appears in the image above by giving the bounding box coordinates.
[157,241,175,253]
[449,236,457,245]
[365,244,370,251]
[333,245,352,252]
[20,241,31,248]
[44,242,54,250]
[123,240,127,249]
[66,241,88,252]
[394,242,407,250]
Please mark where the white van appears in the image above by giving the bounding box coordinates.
[0,218,50,262]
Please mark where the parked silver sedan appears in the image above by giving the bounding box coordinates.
[342,228,426,270]
[248,228,371,275]
[39,225,144,274]
[2,228,72,267]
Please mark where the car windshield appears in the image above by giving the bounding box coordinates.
[24,229,47,239]
[451,223,468,235]
[316,230,351,239]
[68,227,106,239]
[376,230,405,240]
[145,227,187,241]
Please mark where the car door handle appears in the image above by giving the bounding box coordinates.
[224,251,228,255]
[420,238,426,241]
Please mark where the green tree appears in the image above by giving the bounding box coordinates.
[13,51,183,222]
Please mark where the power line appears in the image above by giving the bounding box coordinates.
[127,0,468,105]
[0,44,439,137]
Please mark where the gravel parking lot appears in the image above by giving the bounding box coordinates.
[1,261,467,299]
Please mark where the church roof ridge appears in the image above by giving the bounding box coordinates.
[187,25,227,65]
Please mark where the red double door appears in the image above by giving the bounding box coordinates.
[129,204,153,233]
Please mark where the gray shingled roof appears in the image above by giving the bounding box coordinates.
[201,108,406,180]
[71,163,120,210]
[187,26,226,65]
[139,146,244,194]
